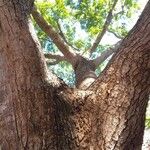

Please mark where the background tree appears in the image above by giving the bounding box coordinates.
[0,0,149,149]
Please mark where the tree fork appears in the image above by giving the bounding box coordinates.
[0,0,149,150]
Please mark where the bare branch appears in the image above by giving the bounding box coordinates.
[108,29,124,39]
[32,6,77,65]
[45,53,67,65]
[57,21,79,51]
[89,0,118,55]
[92,40,122,67]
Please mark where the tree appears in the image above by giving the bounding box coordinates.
[0,0,149,149]
[33,0,141,88]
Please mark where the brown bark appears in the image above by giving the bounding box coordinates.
[0,1,150,150]
[0,1,55,149]
[87,2,150,149]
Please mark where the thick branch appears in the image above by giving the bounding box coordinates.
[92,40,122,67]
[32,6,77,65]
[89,0,118,55]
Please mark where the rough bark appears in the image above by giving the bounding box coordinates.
[0,1,56,149]
[0,0,150,150]
[87,2,150,149]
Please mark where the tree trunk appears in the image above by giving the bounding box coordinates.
[0,1,55,149]
[87,3,150,149]
[0,1,150,150]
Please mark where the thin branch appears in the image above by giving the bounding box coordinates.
[56,21,79,51]
[46,60,60,65]
[44,53,66,65]
[32,6,77,65]
[89,0,118,55]
[92,40,122,67]
[108,29,124,39]
[114,9,124,18]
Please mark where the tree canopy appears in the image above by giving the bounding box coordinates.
[33,0,147,86]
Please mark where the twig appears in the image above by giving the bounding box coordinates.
[108,29,124,39]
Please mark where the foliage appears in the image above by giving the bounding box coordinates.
[35,0,141,52]
[49,61,75,87]
[146,117,150,129]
